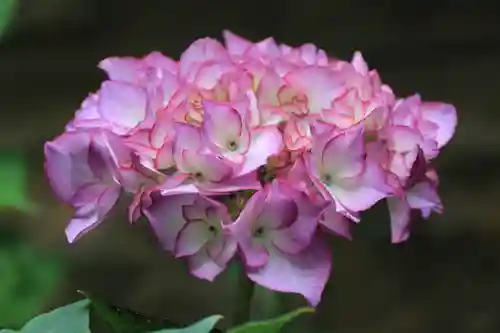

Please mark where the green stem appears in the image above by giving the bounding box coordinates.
[232,260,255,326]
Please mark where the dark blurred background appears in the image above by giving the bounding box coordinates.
[0,0,500,332]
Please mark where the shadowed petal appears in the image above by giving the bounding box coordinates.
[388,196,411,244]
[175,221,212,257]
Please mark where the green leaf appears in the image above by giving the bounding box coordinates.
[18,300,90,333]
[227,307,314,333]
[149,315,223,333]
[0,0,17,39]
[81,291,131,333]
[82,291,178,333]
[0,150,35,213]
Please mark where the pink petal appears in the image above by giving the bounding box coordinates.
[125,129,154,152]
[155,140,175,170]
[173,123,202,153]
[175,221,212,258]
[223,30,252,56]
[142,51,177,73]
[319,204,352,239]
[178,38,230,83]
[420,102,457,148]
[283,117,312,151]
[98,57,142,82]
[187,247,226,281]
[65,186,121,243]
[271,213,318,254]
[176,150,233,183]
[256,71,284,111]
[202,100,248,151]
[231,190,269,268]
[67,93,103,131]
[406,182,443,213]
[351,51,369,75]
[327,159,391,212]
[44,132,94,202]
[245,37,281,61]
[387,197,411,243]
[207,234,237,267]
[258,182,299,230]
[316,126,365,179]
[383,126,421,153]
[247,233,332,307]
[285,66,346,115]
[143,192,197,252]
[239,126,283,175]
[238,240,269,269]
[99,81,147,133]
[199,171,262,195]
[194,61,234,90]
[150,111,176,149]
[162,73,179,101]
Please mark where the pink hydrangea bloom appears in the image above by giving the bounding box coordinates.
[144,187,237,281]
[44,30,457,306]
[229,180,331,306]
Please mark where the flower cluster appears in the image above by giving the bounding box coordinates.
[44,31,457,306]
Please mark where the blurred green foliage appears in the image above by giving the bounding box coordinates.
[0,150,35,213]
[0,233,63,329]
[0,148,54,328]
[0,0,17,39]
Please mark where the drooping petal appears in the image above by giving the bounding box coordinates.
[44,131,94,202]
[247,233,332,307]
[406,182,443,213]
[65,185,121,243]
[387,196,411,244]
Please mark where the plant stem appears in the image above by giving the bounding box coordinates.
[232,260,255,326]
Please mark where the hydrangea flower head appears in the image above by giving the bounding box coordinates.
[44,30,457,306]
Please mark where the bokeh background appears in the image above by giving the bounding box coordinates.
[1,0,500,332]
